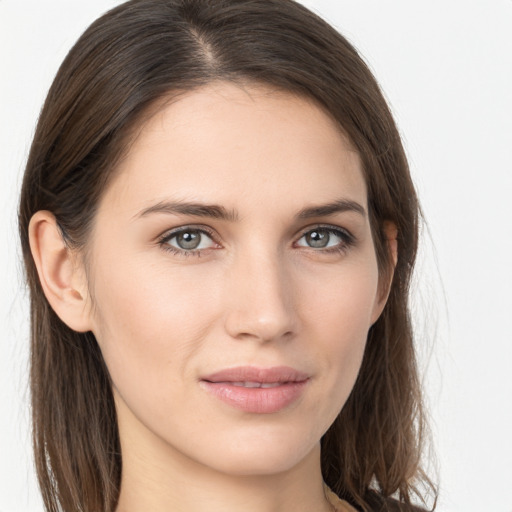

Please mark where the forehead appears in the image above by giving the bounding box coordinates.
[99,82,366,217]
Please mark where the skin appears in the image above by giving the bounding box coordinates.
[30,82,395,512]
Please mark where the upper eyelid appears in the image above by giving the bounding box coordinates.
[296,223,354,239]
[158,224,217,241]
[157,223,354,246]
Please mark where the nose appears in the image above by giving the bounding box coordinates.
[223,248,298,343]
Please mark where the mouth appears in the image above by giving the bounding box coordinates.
[202,365,309,384]
[225,381,284,388]
[200,366,310,414]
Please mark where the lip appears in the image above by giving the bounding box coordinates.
[200,366,310,414]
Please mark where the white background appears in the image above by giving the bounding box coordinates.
[1,1,511,511]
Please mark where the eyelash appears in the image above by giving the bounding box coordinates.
[157,224,355,257]
[296,224,355,255]
[157,226,218,257]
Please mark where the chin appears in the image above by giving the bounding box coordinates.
[187,427,320,477]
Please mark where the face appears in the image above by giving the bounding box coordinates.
[85,82,386,476]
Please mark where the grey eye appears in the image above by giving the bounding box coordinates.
[175,230,202,250]
[305,229,330,248]
[165,229,216,251]
[296,227,351,250]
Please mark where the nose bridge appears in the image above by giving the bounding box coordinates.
[224,243,297,342]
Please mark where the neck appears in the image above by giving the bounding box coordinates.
[115,421,332,512]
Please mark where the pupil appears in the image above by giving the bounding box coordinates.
[177,231,201,250]
[307,230,329,248]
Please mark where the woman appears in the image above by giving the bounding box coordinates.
[18,0,436,511]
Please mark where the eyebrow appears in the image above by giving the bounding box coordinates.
[297,199,366,219]
[136,198,366,221]
[136,201,239,222]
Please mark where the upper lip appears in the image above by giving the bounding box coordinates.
[201,366,309,384]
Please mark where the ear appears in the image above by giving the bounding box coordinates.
[383,220,398,267]
[370,220,398,324]
[28,211,93,332]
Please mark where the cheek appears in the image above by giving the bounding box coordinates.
[296,256,379,409]
[299,253,379,343]
[88,254,221,405]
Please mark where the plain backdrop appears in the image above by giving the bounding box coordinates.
[1,1,511,511]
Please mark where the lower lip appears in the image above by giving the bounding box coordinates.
[200,380,308,414]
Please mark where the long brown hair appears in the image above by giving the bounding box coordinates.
[18,1,436,510]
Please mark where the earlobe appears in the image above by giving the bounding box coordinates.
[28,211,93,332]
